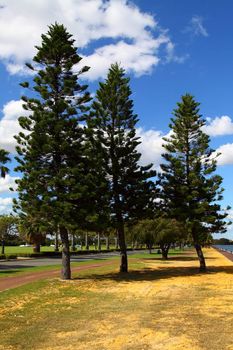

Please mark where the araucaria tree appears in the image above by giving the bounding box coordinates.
[159,94,228,271]
[14,23,91,279]
[0,148,10,178]
[89,63,155,272]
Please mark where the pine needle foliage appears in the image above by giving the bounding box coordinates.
[14,23,91,279]
[159,94,229,271]
[88,63,156,272]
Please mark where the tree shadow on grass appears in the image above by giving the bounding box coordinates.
[140,256,217,262]
[0,269,22,274]
[73,264,233,283]
[0,264,37,270]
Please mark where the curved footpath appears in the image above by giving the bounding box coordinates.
[0,260,115,292]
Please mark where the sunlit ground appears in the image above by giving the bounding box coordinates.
[1,248,233,350]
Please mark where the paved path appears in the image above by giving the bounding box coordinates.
[0,260,116,292]
[0,252,120,270]
[214,247,233,262]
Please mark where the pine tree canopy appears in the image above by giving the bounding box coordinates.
[14,23,93,279]
[89,63,156,225]
[159,94,229,269]
[88,63,156,272]
[0,148,10,178]
[14,23,92,231]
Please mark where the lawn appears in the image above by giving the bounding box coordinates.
[3,244,142,254]
[0,249,184,279]
[1,248,233,350]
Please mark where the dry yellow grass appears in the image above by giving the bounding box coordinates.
[1,248,233,350]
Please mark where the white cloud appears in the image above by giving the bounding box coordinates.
[186,16,208,37]
[0,100,28,153]
[165,41,189,64]
[203,116,233,137]
[137,127,170,170]
[0,197,13,214]
[214,143,233,166]
[137,125,233,169]
[0,0,182,80]
[0,175,18,193]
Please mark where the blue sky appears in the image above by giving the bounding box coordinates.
[0,0,232,238]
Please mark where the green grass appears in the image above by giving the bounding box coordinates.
[0,256,119,278]
[3,244,119,254]
[4,245,186,255]
[0,249,187,279]
[4,245,55,254]
[1,248,232,350]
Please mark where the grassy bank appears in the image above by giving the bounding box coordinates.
[1,248,232,350]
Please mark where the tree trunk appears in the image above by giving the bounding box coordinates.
[33,243,40,253]
[117,222,128,273]
[147,244,152,254]
[85,232,89,250]
[195,243,206,272]
[54,230,59,252]
[161,249,168,259]
[60,226,71,279]
[1,240,5,255]
[106,236,110,250]
[160,243,171,260]
[97,232,101,251]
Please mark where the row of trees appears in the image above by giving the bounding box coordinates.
[0,23,229,278]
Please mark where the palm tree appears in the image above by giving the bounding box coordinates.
[0,149,10,178]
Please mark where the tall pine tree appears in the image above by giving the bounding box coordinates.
[14,23,91,279]
[88,63,156,272]
[0,149,10,178]
[159,94,229,271]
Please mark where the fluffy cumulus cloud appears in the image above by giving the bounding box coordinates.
[0,174,18,193]
[0,0,182,79]
[136,127,170,170]
[0,99,28,153]
[203,116,233,137]
[214,143,233,166]
[0,197,14,214]
[0,198,13,215]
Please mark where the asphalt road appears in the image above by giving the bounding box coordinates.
[0,251,141,270]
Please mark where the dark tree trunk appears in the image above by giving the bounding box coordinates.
[117,222,128,273]
[60,226,71,279]
[1,240,5,255]
[54,230,59,252]
[161,249,168,259]
[106,236,110,250]
[195,243,206,272]
[33,243,40,253]
[97,232,101,251]
[85,232,89,250]
[160,243,171,260]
